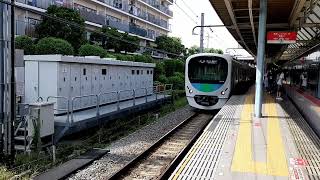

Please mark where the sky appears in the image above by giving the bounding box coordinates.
[169,0,251,56]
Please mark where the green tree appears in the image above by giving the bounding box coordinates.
[35,5,86,51]
[15,35,35,55]
[155,36,185,57]
[121,33,140,53]
[186,46,224,56]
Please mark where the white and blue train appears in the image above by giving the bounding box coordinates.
[185,53,255,110]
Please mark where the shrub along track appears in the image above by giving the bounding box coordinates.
[108,113,213,180]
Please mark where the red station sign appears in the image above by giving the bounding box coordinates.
[267,31,297,44]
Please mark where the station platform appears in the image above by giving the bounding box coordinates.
[54,93,171,141]
[169,88,320,180]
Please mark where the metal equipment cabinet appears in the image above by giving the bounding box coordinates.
[24,55,155,114]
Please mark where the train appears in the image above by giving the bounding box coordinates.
[185,53,255,110]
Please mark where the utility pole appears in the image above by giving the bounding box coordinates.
[199,13,204,53]
[0,0,15,164]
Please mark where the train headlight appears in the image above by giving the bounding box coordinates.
[221,91,225,95]
[189,89,193,94]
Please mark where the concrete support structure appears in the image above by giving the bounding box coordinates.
[254,0,267,117]
[0,2,5,158]
[200,13,205,53]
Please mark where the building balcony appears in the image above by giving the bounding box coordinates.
[140,0,173,17]
[129,24,147,37]
[107,19,130,32]
[78,10,106,26]
[15,0,72,9]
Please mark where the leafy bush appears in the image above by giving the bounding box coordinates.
[158,75,168,84]
[174,59,185,73]
[168,75,184,90]
[174,72,184,79]
[15,35,35,55]
[35,37,74,55]
[155,62,165,80]
[79,44,106,57]
[105,54,116,59]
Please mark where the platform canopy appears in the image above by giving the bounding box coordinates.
[210,0,320,62]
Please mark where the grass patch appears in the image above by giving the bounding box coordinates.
[0,167,14,180]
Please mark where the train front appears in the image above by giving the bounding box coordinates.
[185,54,231,110]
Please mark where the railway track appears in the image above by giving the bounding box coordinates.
[108,113,213,180]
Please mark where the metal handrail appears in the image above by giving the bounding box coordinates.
[118,89,135,107]
[36,97,44,102]
[47,96,70,125]
[45,84,172,125]
[97,91,118,113]
[134,87,148,103]
[70,94,98,123]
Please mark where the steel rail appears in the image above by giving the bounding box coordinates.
[108,113,213,180]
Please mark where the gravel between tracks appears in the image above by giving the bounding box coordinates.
[69,106,195,180]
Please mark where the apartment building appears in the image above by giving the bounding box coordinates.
[14,0,173,46]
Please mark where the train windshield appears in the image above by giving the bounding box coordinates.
[188,56,228,84]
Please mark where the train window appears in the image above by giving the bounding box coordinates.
[188,56,228,84]
[137,70,140,75]
[83,68,86,75]
[102,69,107,75]
[147,70,149,74]
[141,70,143,75]
[132,70,135,75]
[150,70,153,74]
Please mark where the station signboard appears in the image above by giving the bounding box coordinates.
[267,31,297,44]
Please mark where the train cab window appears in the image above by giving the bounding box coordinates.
[102,69,107,75]
[188,56,228,84]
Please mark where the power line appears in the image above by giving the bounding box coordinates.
[179,0,199,19]
[0,0,182,57]
[174,1,198,25]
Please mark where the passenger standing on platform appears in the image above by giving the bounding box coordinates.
[276,71,285,100]
[264,72,269,91]
[301,72,308,91]
[268,70,274,93]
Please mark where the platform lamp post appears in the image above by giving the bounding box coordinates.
[254,0,267,118]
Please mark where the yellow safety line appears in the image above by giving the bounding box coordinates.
[171,131,209,180]
[231,93,289,176]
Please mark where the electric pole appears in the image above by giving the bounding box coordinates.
[199,13,204,53]
[0,0,15,165]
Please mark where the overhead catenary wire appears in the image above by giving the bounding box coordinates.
[0,0,182,57]
[173,0,198,25]
[179,0,199,19]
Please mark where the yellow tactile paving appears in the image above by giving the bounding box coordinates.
[170,131,209,180]
[231,94,289,176]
